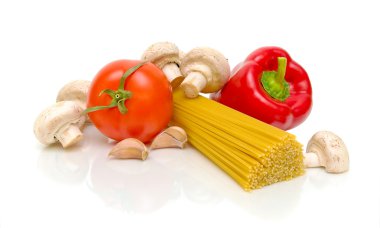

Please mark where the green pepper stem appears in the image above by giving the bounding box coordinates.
[277,57,287,81]
[260,57,290,102]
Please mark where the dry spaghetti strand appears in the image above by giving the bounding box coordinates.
[171,89,304,191]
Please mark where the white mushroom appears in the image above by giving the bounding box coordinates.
[56,80,91,122]
[180,47,230,98]
[142,42,184,88]
[34,101,86,148]
[304,131,349,173]
[56,80,91,109]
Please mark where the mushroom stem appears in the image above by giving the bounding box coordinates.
[162,63,184,88]
[181,71,207,98]
[56,125,83,148]
[303,152,321,168]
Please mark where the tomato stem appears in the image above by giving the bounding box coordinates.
[118,61,147,90]
[84,61,146,115]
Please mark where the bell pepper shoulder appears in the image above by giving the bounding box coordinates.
[211,46,312,130]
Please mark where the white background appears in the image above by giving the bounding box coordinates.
[1,0,379,227]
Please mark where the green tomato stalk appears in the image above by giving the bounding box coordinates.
[84,62,146,114]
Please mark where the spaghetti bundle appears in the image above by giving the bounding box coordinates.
[171,89,304,191]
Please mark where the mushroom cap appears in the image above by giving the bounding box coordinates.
[34,101,86,145]
[141,42,180,69]
[179,50,186,60]
[306,131,349,173]
[56,80,91,108]
[180,47,230,93]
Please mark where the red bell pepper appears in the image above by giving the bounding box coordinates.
[211,47,312,130]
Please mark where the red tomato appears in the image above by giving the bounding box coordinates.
[87,60,173,143]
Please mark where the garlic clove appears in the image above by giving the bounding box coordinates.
[150,126,187,150]
[108,138,148,160]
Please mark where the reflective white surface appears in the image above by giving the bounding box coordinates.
[1,123,379,227]
[1,0,379,227]
[36,126,308,214]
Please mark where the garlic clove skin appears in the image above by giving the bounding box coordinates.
[108,138,148,160]
[150,126,187,150]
